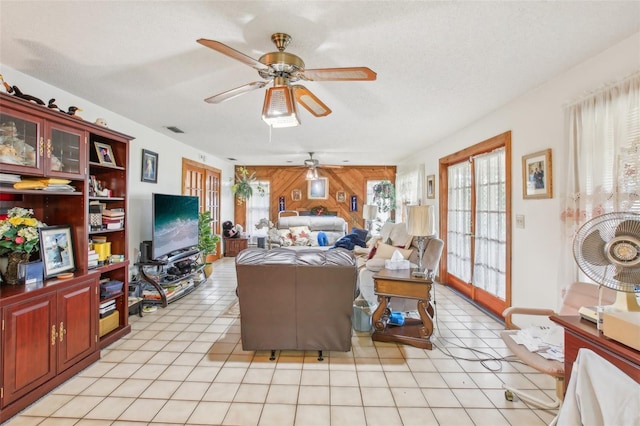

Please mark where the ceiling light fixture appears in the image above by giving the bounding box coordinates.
[262,78,300,128]
[305,167,319,180]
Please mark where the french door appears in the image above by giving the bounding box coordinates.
[182,158,222,260]
[439,132,512,317]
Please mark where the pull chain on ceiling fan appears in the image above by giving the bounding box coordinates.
[197,33,376,128]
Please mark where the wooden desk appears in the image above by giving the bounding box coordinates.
[550,315,640,393]
[371,268,434,349]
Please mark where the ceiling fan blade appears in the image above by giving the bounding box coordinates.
[204,81,268,104]
[300,67,377,81]
[292,85,332,117]
[580,229,609,266]
[197,38,268,71]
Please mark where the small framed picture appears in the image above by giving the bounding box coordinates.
[291,188,302,201]
[39,225,75,279]
[336,191,346,202]
[426,175,435,199]
[94,142,116,166]
[308,177,328,200]
[141,149,158,183]
[522,149,552,199]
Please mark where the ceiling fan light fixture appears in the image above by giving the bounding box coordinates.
[262,86,300,128]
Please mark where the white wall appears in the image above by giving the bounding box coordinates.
[398,32,640,311]
[0,65,235,277]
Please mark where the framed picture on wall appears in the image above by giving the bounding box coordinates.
[426,175,435,199]
[336,191,346,202]
[141,149,158,183]
[522,149,552,199]
[291,188,302,201]
[308,177,328,200]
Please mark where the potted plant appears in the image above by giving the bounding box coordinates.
[0,207,47,284]
[232,166,265,204]
[198,211,220,277]
[373,180,396,213]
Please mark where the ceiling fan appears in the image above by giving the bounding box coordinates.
[298,152,341,180]
[197,33,377,128]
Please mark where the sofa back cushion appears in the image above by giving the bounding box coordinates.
[277,216,347,245]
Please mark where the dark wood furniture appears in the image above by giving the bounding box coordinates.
[0,93,132,421]
[371,268,434,349]
[224,237,248,257]
[550,315,640,394]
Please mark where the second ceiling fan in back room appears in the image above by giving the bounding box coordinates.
[197,33,377,128]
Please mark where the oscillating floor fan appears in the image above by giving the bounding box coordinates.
[573,212,640,328]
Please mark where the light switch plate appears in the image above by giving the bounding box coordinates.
[516,214,525,229]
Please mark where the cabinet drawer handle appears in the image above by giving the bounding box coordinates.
[51,324,57,346]
[59,322,66,343]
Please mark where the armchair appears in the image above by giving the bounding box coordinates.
[500,282,617,415]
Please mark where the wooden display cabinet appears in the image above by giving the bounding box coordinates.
[0,92,134,422]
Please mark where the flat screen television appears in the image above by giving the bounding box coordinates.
[152,193,199,260]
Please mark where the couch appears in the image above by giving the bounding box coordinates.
[356,222,444,312]
[270,215,348,247]
[235,247,358,359]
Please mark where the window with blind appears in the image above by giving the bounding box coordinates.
[245,180,270,243]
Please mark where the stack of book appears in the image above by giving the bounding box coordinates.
[102,208,125,230]
[88,248,99,269]
[99,299,117,318]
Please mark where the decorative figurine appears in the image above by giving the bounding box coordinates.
[66,106,83,120]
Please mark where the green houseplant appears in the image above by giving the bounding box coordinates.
[198,211,220,277]
[373,180,396,213]
[232,166,265,204]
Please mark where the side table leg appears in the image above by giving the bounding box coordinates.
[372,295,390,332]
[417,299,434,339]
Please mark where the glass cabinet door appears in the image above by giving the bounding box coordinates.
[0,110,41,173]
[46,122,86,178]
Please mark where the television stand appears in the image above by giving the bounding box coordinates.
[136,249,205,308]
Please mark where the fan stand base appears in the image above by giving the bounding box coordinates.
[610,291,640,312]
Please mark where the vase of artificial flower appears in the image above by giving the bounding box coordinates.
[0,207,46,285]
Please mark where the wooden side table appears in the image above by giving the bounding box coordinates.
[371,268,434,349]
[224,237,248,257]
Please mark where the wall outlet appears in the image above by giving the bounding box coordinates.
[516,214,525,229]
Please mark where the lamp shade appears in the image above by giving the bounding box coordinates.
[407,205,435,236]
[262,85,300,128]
[363,204,378,220]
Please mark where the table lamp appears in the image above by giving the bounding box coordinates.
[362,204,378,232]
[407,205,435,278]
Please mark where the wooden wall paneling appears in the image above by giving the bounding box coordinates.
[233,165,396,231]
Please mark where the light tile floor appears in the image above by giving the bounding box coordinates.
[6,258,557,425]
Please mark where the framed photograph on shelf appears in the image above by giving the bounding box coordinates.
[426,175,436,199]
[39,225,75,279]
[336,191,346,202]
[94,142,116,166]
[291,188,302,201]
[308,177,328,200]
[141,149,158,183]
[522,149,552,199]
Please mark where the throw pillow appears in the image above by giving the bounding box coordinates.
[290,226,312,246]
[351,227,369,242]
[373,242,412,260]
[278,229,293,247]
[367,244,378,260]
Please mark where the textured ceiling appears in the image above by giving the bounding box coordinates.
[1,1,639,167]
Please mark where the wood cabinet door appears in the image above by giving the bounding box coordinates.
[2,293,56,407]
[57,278,97,373]
[0,105,44,175]
[44,120,87,179]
